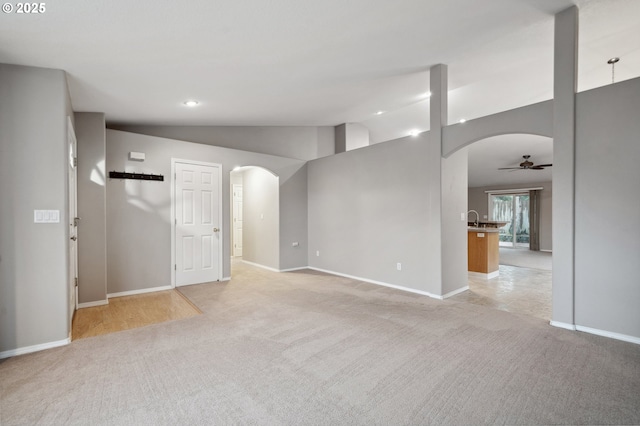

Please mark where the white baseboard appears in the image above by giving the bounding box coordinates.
[108,285,173,299]
[308,267,445,300]
[241,260,280,273]
[77,299,109,309]
[540,249,552,253]
[442,286,469,299]
[576,325,640,345]
[241,260,309,273]
[280,266,309,272]
[468,271,499,279]
[0,337,70,360]
[221,276,231,282]
[550,320,577,331]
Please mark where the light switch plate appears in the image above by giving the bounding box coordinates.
[34,210,60,223]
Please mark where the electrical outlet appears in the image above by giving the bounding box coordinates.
[397,263,402,271]
[316,250,320,257]
[292,242,299,247]
[460,213,465,221]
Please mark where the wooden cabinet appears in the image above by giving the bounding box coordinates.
[468,230,499,275]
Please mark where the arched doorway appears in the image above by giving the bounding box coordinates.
[453,133,553,320]
[229,166,280,276]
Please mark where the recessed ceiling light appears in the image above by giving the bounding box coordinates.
[409,129,420,137]
[183,100,199,107]
[376,111,385,115]
[459,118,466,124]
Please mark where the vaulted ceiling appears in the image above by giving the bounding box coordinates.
[1,0,638,184]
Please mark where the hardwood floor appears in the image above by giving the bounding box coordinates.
[72,289,201,340]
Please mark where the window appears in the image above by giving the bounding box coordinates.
[490,193,530,248]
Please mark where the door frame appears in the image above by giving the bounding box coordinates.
[232,183,243,257]
[67,117,78,329]
[170,158,223,288]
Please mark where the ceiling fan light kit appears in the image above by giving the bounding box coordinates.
[498,155,552,171]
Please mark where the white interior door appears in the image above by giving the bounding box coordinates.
[67,118,78,327]
[175,161,222,286]
[232,184,243,257]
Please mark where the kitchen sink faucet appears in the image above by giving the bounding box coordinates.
[467,210,479,227]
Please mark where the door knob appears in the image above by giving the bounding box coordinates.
[213,228,219,232]
[70,236,77,241]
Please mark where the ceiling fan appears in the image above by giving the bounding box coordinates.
[498,155,552,171]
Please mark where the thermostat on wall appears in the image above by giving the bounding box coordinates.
[129,151,145,161]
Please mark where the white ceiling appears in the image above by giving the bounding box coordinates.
[467,134,553,188]
[1,0,638,185]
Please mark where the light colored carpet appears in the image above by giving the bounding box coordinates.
[1,261,639,425]
[499,247,552,271]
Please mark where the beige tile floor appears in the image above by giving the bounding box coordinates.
[450,265,552,321]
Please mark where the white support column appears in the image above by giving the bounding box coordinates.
[551,6,578,328]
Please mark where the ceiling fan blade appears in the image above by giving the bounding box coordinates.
[530,166,545,170]
[535,164,552,168]
[498,167,522,170]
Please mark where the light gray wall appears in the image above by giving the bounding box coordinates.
[108,125,335,161]
[442,100,553,157]
[242,168,279,269]
[279,163,308,270]
[0,64,71,354]
[441,148,469,295]
[574,77,640,338]
[468,181,552,251]
[308,133,443,295]
[75,113,107,304]
[106,130,307,293]
[335,123,370,153]
[335,124,347,154]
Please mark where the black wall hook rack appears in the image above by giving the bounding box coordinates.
[109,171,164,181]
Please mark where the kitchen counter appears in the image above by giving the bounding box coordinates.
[467,227,500,232]
[468,227,500,278]
[467,221,508,229]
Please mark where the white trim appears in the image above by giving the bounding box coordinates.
[540,249,552,253]
[0,338,70,359]
[280,266,309,272]
[108,285,173,299]
[308,267,445,300]
[171,159,224,288]
[468,270,499,279]
[485,187,543,194]
[77,299,109,309]
[242,260,280,273]
[171,160,176,288]
[576,325,640,345]
[221,276,231,282]
[550,320,576,331]
[442,285,469,299]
